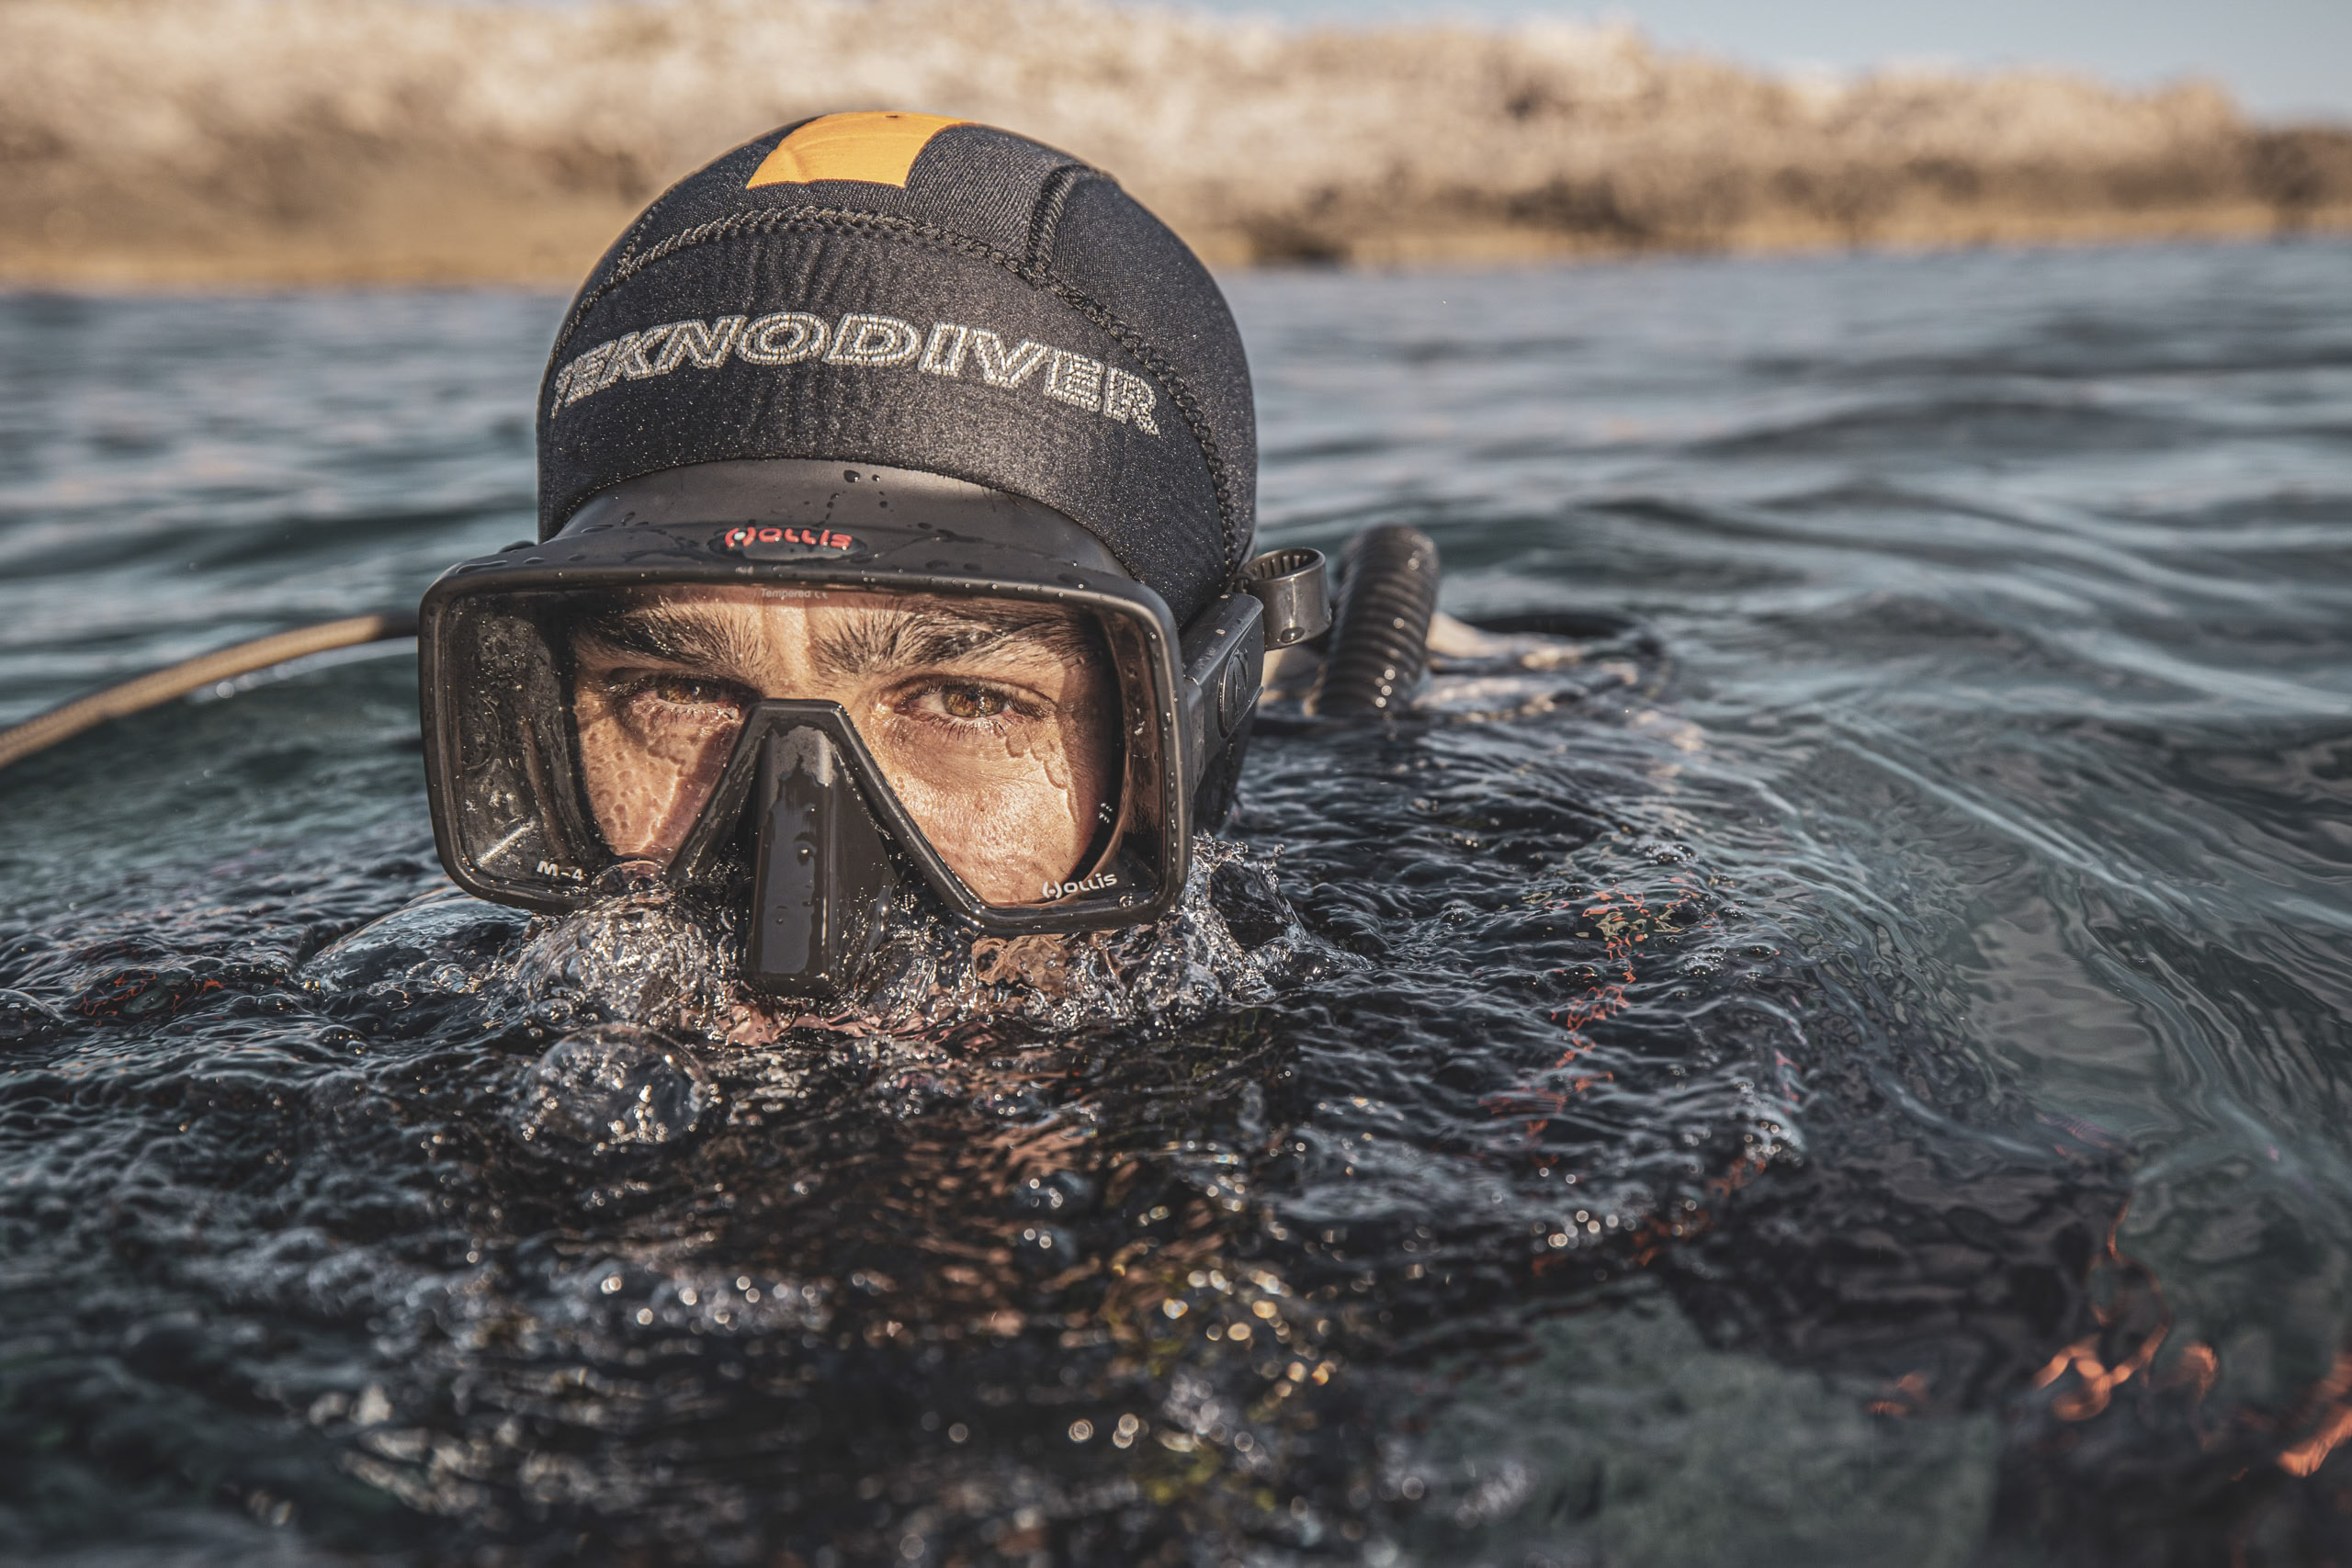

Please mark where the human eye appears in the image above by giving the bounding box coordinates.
[937,682,1013,720]
[894,678,1040,730]
[606,669,752,733]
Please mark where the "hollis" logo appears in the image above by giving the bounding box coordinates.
[721,525,858,551]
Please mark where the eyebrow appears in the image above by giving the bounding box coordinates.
[572,604,766,671]
[809,603,1092,677]
[572,599,1093,679]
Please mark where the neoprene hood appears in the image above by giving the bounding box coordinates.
[537,111,1258,625]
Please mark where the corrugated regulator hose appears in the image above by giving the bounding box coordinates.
[1314,524,1440,716]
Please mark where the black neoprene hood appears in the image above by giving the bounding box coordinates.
[537,113,1258,625]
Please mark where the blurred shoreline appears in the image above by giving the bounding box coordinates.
[5,0,2348,287]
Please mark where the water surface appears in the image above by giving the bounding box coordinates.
[3,240,2350,1565]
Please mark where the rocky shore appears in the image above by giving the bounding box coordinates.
[4,0,2346,286]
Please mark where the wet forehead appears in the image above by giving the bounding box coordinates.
[572,586,1096,678]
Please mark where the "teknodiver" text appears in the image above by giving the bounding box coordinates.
[551,311,1160,436]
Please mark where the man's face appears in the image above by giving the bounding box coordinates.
[569,586,1120,906]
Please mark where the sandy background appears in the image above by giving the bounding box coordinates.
[5,0,2348,286]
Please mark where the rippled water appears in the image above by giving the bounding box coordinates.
[3,239,2349,1566]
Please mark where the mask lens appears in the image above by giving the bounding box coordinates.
[431,582,1170,917]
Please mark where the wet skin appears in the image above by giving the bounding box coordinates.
[568,586,1121,907]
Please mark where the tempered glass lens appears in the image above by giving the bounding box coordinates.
[556,584,1132,907]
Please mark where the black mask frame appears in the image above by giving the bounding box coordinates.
[669,701,1031,997]
[416,460,1324,996]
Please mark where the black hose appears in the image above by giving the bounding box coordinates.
[0,611,418,773]
[1314,525,1439,716]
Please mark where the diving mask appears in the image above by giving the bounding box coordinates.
[419,458,1325,1000]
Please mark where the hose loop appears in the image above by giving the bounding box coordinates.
[0,612,416,773]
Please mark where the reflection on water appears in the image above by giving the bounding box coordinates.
[2,239,2350,1564]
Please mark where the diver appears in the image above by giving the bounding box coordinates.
[415,111,1331,1004]
[0,110,1619,1011]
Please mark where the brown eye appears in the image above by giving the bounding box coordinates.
[646,676,741,707]
[940,684,1011,720]
[617,673,749,723]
